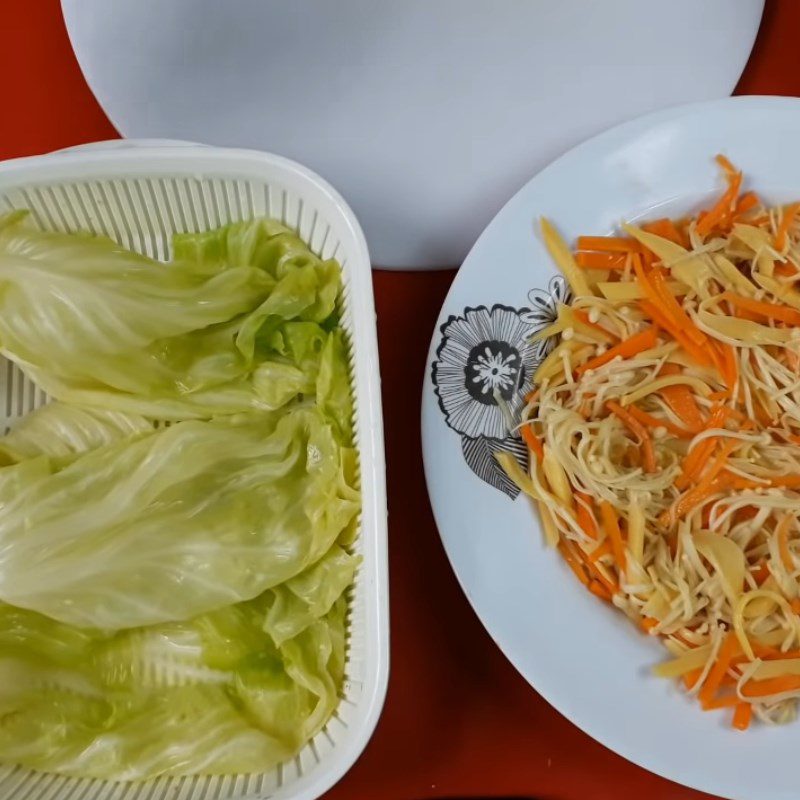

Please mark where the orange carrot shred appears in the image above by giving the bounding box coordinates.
[722,291,800,326]
[575,492,598,540]
[575,252,628,270]
[575,326,659,375]
[683,667,703,690]
[732,702,753,731]
[606,400,657,473]
[661,387,705,433]
[768,475,800,488]
[733,191,760,219]
[588,579,612,602]
[675,405,728,489]
[696,157,742,236]
[703,694,742,711]
[651,270,707,348]
[521,424,545,462]
[774,262,799,279]
[626,405,693,439]
[634,257,712,367]
[599,500,626,575]
[576,236,642,253]
[558,540,590,587]
[699,631,739,709]
[660,476,725,527]
[741,675,800,698]
[589,539,612,563]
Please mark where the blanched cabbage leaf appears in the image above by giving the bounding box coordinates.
[0,403,153,466]
[0,215,347,423]
[0,409,358,629]
[0,213,274,374]
[0,566,349,778]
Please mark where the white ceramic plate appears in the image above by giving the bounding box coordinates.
[61,0,763,268]
[422,96,800,800]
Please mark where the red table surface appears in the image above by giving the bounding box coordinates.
[2,2,800,798]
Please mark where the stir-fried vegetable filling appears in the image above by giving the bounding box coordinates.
[503,156,800,730]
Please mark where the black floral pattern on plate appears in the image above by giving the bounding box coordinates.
[431,276,568,498]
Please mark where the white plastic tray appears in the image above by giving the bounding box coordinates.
[0,139,389,800]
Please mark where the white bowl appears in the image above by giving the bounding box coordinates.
[0,139,389,800]
[62,0,763,268]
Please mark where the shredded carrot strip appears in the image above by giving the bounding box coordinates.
[660,475,725,526]
[774,262,799,279]
[652,269,722,373]
[696,157,742,236]
[640,297,680,333]
[575,326,659,375]
[722,291,800,326]
[716,154,738,177]
[656,368,705,433]
[575,252,627,270]
[675,406,728,490]
[567,537,619,596]
[719,342,739,391]
[703,694,742,711]
[704,438,740,485]
[733,191,760,219]
[606,400,657,473]
[651,271,707,348]
[576,236,642,253]
[626,405,693,439]
[775,202,800,251]
[589,539,612,563]
[641,617,659,632]
[584,561,618,597]
[588,579,612,602]
[599,501,626,575]
[635,258,712,366]
[558,540,589,586]
[768,475,800,488]
[521,424,544,462]
[732,702,753,730]
[676,437,720,491]
[699,631,739,708]
[741,675,800,698]
[683,667,703,690]
[575,492,598,540]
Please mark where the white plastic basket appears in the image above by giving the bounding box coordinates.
[0,140,389,800]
